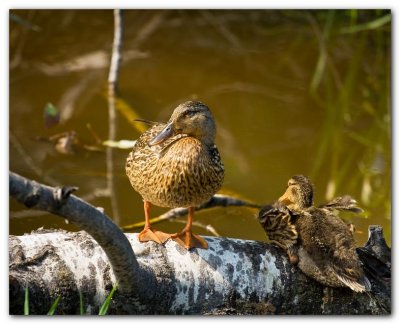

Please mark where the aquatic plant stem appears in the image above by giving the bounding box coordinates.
[106,9,124,224]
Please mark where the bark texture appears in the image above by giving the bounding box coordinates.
[9,228,390,315]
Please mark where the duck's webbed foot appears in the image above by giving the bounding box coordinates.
[287,246,299,265]
[139,227,171,244]
[171,230,208,250]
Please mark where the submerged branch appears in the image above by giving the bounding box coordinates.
[122,194,261,230]
[108,9,124,87]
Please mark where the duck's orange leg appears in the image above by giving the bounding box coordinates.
[171,207,208,250]
[138,201,171,244]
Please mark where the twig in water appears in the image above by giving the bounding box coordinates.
[10,132,59,186]
[174,218,221,237]
[122,194,261,230]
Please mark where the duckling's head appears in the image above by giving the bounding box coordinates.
[149,101,216,146]
[278,175,314,211]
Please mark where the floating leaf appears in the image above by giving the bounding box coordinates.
[102,140,136,149]
[43,103,60,128]
[114,97,148,133]
[54,131,77,154]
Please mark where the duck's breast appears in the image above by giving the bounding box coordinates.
[127,134,224,208]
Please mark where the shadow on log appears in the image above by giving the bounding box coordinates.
[9,172,391,314]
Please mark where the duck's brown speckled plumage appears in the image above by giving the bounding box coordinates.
[125,101,224,249]
[126,124,224,208]
[258,175,370,292]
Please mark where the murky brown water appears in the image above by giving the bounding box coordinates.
[9,10,391,246]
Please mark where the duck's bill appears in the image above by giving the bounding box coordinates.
[149,122,174,146]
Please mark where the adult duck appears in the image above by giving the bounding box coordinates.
[126,101,224,249]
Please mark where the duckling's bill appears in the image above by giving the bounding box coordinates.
[278,189,293,206]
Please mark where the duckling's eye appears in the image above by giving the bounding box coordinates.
[184,110,197,118]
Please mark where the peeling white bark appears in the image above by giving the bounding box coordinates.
[9,228,389,315]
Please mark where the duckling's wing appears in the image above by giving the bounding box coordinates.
[258,204,298,249]
[320,195,363,213]
[336,273,371,292]
[325,218,371,292]
[335,264,371,292]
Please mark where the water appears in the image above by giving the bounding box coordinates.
[9,10,391,246]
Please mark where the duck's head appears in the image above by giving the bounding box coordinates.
[149,101,216,146]
[278,175,314,211]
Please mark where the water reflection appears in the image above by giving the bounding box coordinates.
[9,9,391,245]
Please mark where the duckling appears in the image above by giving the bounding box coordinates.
[259,175,370,292]
[126,101,224,250]
[258,203,299,265]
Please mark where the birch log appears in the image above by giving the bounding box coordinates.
[9,228,390,315]
[9,172,390,315]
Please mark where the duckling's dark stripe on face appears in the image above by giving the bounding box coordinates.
[290,175,314,208]
[181,108,201,117]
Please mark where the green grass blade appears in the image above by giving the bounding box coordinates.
[24,287,29,315]
[310,10,335,93]
[9,13,41,31]
[340,13,391,34]
[98,284,118,315]
[47,296,61,315]
[79,290,84,315]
